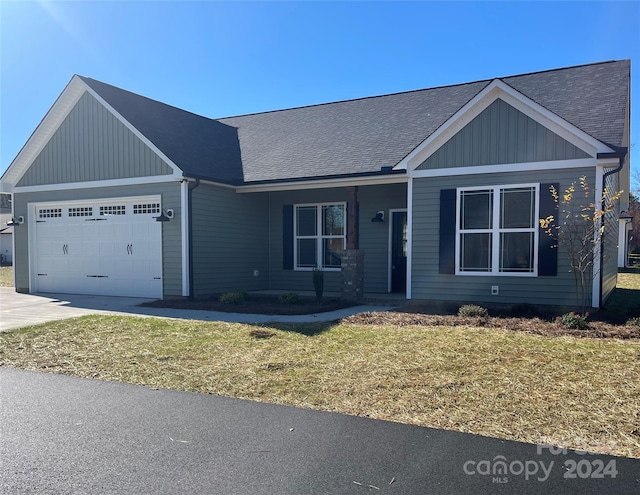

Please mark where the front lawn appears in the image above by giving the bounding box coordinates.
[1,315,638,458]
[0,266,13,287]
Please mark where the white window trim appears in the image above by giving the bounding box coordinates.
[293,202,346,271]
[455,183,540,277]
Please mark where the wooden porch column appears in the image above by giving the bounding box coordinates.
[347,186,359,249]
[343,186,364,301]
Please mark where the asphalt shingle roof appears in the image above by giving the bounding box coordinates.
[80,60,630,185]
[80,77,244,183]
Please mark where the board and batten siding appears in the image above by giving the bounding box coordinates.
[417,98,591,171]
[17,92,173,187]
[12,182,183,297]
[191,184,269,296]
[268,183,407,293]
[411,168,597,307]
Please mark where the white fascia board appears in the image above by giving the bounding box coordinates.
[12,174,180,194]
[0,75,183,194]
[1,76,86,192]
[412,158,596,179]
[397,79,614,174]
[236,174,407,194]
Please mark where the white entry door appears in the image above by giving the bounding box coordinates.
[31,197,163,298]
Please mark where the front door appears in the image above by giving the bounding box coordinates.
[391,211,407,293]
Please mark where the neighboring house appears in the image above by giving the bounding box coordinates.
[0,218,13,265]
[0,60,631,308]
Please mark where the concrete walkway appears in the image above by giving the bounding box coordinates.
[2,367,638,494]
[0,287,395,331]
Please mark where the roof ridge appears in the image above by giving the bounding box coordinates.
[217,79,493,120]
[217,60,628,121]
[500,59,628,81]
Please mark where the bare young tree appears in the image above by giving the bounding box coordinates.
[539,177,622,312]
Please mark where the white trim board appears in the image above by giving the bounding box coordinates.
[180,180,190,297]
[1,75,184,193]
[237,174,407,193]
[412,158,596,179]
[12,175,180,194]
[1,78,86,191]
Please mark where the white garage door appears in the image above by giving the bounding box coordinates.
[31,197,163,298]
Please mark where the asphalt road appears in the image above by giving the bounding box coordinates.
[1,368,638,494]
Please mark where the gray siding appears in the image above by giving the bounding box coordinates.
[17,92,173,187]
[411,167,597,307]
[602,170,621,303]
[418,98,591,170]
[268,184,407,293]
[191,184,269,296]
[12,182,183,297]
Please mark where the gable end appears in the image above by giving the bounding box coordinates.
[417,98,591,171]
[16,91,173,187]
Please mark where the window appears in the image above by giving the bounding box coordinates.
[38,208,62,218]
[133,203,160,215]
[68,207,93,217]
[100,205,126,216]
[294,203,346,269]
[456,185,538,275]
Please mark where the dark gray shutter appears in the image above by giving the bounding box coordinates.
[439,189,456,274]
[283,205,294,270]
[538,183,558,276]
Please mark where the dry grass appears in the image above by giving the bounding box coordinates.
[0,266,13,287]
[1,315,638,458]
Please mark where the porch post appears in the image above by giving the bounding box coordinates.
[342,186,364,301]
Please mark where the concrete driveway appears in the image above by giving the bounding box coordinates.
[2,367,639,494]
[0,287,394,331]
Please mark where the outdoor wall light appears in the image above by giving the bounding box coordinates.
[371,211,385,223]
[154,209,174,222]
[6,216,24,227]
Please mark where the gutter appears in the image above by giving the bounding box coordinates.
[598,149,627,307]
[181,168,407,191]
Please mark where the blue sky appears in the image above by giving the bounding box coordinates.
[1,1,638,181]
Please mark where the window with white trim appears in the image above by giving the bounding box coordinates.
[456,185,538,275]
[294,203,346,270]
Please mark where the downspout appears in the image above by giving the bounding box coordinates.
[598,152,626,307]
[188,178,201,300]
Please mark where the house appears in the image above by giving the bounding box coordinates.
[0,193,13,265]
[0,60,630,308]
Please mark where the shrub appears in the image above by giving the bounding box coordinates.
[278,292,300,305]
[219,290,246,305]
[626,317,640,327]
[312,268,324,301]
[555,311,589,330]
[458,305,488,318]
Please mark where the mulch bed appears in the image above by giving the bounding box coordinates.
[342,312,640,339]
[141,295,354,315]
